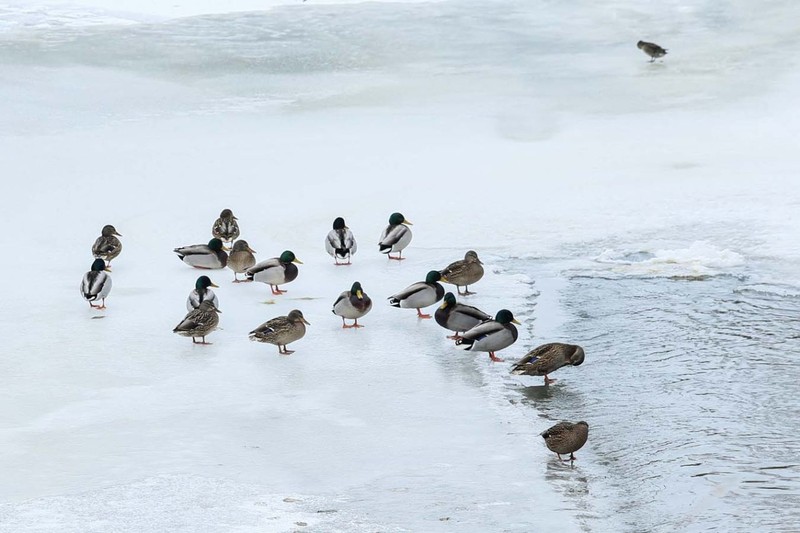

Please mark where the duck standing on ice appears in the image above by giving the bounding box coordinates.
[378,212,412,260]
[212,209,240,245]
[388,270,445,318]
[92,225,122,266]
[80,258,112,310]
[174,238,228,269]
[637,40,667,62]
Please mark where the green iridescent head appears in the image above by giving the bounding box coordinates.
[389,212,411,225]
[207,238,224,252]
[196,276,218,290]
[425,270,442,284]
[90,258,108,272]
[279,250,303,264]
[442,292,457,306]
[495,309,520,325]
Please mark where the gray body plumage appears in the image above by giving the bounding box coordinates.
[435,301,491,334]
[388,280,444,310]
[80,270,112,303]
[246,258,298,286]
[186,288,219,312]
[379,224,412,254]
[333,290,372,320]
[456,319,518,353]
[174,244,228,269]
[326,228,357,259]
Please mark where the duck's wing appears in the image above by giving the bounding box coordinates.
[92,236,120,256]
[461,319,504,341]
[249,316,287,336]
[325,230,338,256]
[541,421,573,439]
[453,304,492,322]
[173,308,215,332]
[345,228,357,255]
[246,258,280,275]
[81,271,103,299]
[441,259,467,278]
[388,281,428,304]
[174,244,211,258]
[379,224,409,247]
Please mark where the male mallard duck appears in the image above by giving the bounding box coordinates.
[510,342,585,385]
[435,292,491,340]
[541,421,589,462]
[326,217,357,265]
[332,281,372,328]
[245,250,302,295]
[186,275,219,311]
[440,250,484,295]
[212,208,240,244]
[637,40,667,62]
[228,240,257,282]
[80,258,112,309]
[249,309,310,354]
[388,270,445,318]
[378,212,412,260]
[174,238,228,269]
[173,300,221,344]
[455,309,520,362]
[92,225,122,265]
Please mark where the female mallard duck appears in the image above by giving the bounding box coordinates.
[440,250,484,296]
[173,300,221,344]
[388,270,445,318]
[245,250,302,295]
[174,238,228,269]
[637,40,667,62]
[541,421,589,461]
[326,217,357,265]
[212,208,240,244]
[455,309,520,362]
[186,275,219,311]
[332,281,372,328]
[378,212,412,260]
[228,240,257,282]
[435,292,491,340]
[510,342,585,385]
[80,258,112,309]
[92,224,122,265]
[249,309,310,354]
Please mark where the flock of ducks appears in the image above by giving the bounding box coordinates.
[79,210,590,462]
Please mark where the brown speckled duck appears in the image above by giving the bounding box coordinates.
[440,250,484,295]
[541,421,589,461]
[249,309,310,354]
[637,40,667,62]
[510,343,585,385]
[212,208,240,244]
[227,240,257,282]
[173,300,221,345]
[92,224,123,265]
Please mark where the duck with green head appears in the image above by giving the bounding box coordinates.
[388,270,445,319]
[435,292,492,340]
[378,212,413,260]
[212,208,240,244]
[174,238,229,269]
[249,309,310,354]
[245,250,302,295]
[80,258,112,309]
[440,250,484,296]
[228,240,257,282]
[333,281,372,328]
[186,275,219,311]
[326,217,357,265]
[173,300,221,345]
[92,224,122,265]
[455,309,520,362]
[510,342,585,385]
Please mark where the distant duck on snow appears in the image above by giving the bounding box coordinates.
[80,258,112,310]
[174,238,229,269]
[325,217,357,265]
[378,212,413,260]
[211,208,240,245]
[332,281,372,328]
[440,250,484,296]
[249,309,310,354]
[91,224,123,265]
[637,40,667,62]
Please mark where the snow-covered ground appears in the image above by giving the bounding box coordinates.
[1,0,799,531]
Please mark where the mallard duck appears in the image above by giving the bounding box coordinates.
[637,40,667,62]
[332,281,372,328]
[249,309,310,354]
[388,270,445,318]
[455,309,520,362]
[245,250,302,295]
[186,275,219,311]
[510,342,585,385]
[541,421,589,461]
[174,238,228,269]
[173,300,221,344]
[435,292,491,340]
[440,250,484,295]
[325,217,357,265]
[228,240,257,282]
[92,225,122,265]
[80,258,112,309]
[378,212,412,260]
[212,208,240,244]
